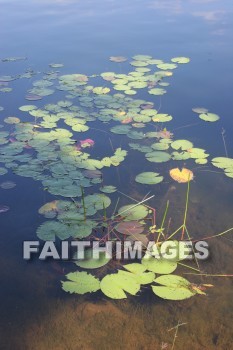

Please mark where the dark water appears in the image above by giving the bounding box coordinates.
[0,1,233,349]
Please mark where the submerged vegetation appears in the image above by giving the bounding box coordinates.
[0,54,232,302]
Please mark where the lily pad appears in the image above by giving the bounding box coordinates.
[135,172,163,185]
[199,113,220,122]
[157,63,177,70]
[74,249,111,269]
[36,221,71,241]
[148,88,166,96]
[62,272,100,294]
[115,221,144,235]
[171,140,193,151]
[145,151,171,163]
[152,114,172,122]
[171,57,190,64]
[100,185,117,193]
[109,56,127,63]
[152,275,196,300]
[100,272,140,299]
[142,255,177,274]
[118,204,149,221]
[192,107,208,114]
[169,168,194,183]
[0,181,16,189]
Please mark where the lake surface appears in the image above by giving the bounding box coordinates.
[0,1,233,349]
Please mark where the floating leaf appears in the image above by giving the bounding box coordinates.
[188,148,209,159]
[0,167,8,175]
[38,201,58,217]
[192,107,208,114]
[49,63,64,68]
[118,270,155,285]
[135,172,163,185]
[100,272,140,299]
[211,157,233,169]
[36,221,71,241]
[4,117,20,124]
[115,221,144,235]
[169,168,194,183]
[109,56,127,63]
[199,113,220,122]
[19,105,37,112]
[195,158,208,165]
[0,181,16,189]
[25,94,42,101]
[142,255,177,274]
[74,249,111,269]
[93,87,110,95]
[152,275,196,300]
[146,151,171,163]
[100,185,117,193]
[118,204,149,221]
[62,272,100,294]
[171,139,193,151]
[171,57,190,64]
[110,125,131,134]
[130,61,149,67]
[148,88,166,96]
[123,263,146,274]
[132,55,152,61]
[157,63,177,70]
[152,114,172,122]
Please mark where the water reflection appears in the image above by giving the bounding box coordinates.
[1,0,233,349]
[149,0,231,23]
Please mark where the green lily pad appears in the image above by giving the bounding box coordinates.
[152,275,196,300]
[19,105,37,112]
[118,204,149,221]
[118,270,155,285]
[135,172,163,185]
[132,55,152,61]
[171,140,193,151]
[152,114,172,122]
[211,157,233,169]
[171,57,190,64]
[36,221,71,241]
[123,263,146,274]
[100,185,117,193]
[0,167,8,175]
[195,158,208,165]
[62,272,100,294]
[4,117,20,124]
[74,249,111,269]
[145,151,171,163]
[130,61,149,67]
[148,88,166,96]
[110,125,131,134]
[100,272,140,299]
[142,255,177,274]
[115,221,144,235]
[199,113,220,122]
[93,87,110,95]
[157,63,177,70]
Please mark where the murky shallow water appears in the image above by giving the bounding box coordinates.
[1,0,233,349]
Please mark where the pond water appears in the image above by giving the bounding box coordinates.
[0,0,233,349]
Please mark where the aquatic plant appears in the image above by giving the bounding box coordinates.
[0,54,232,302]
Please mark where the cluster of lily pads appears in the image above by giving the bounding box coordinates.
[62,266,204,300]
[0,54,231,300]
